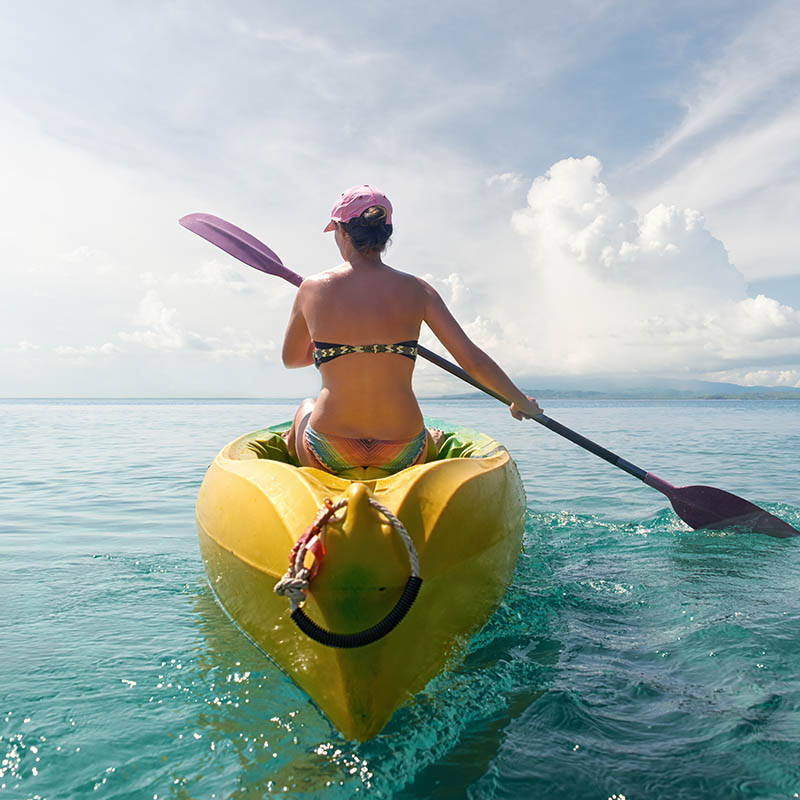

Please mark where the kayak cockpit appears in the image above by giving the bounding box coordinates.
[229,417,505,480]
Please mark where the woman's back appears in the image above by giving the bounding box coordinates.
[281,183,541,474]
[299,263,426,440]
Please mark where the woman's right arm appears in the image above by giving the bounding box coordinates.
[282,285,315,368]
[419,279,543,419]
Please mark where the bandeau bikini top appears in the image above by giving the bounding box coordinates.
[313,340,418,368]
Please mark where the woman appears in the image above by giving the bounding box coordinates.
[282,184,542,474]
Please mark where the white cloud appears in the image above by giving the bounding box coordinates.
[54,343,120,357]
[119,290,275,361]
[58,245,115,275]
[120,291,186,351]
[512,155,744,297]
[498,156,800,380]
[709,368,800,388]
[198,328,277,362]
[486,172,525,192]
[229,17,382,67]
[652,103,800,203]
[635,100,800,280]
[647,1,800,164]
[5,340,41,353]
[141,260,252,294]
[631,3,800,280]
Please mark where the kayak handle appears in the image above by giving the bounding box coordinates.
[290,576,423,648]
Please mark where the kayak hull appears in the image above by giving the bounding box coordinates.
[196,422,525,740]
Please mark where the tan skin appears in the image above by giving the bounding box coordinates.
[282,222,542,467]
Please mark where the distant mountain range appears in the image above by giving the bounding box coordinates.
[517,376,800,399]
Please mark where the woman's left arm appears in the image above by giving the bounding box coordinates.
[282,288,314,368]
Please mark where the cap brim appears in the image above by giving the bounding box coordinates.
[323,220,336,232]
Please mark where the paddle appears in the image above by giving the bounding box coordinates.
[179,213,799,538]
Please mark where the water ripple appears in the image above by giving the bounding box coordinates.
[2,399,799,798]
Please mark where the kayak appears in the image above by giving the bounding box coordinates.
[195,418,526,740]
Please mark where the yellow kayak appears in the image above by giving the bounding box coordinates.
[196,419,525,740]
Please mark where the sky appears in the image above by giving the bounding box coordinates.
[2,0,800,397]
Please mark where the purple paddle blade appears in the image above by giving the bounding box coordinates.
[645,474,798,538]
[179,213,303,288]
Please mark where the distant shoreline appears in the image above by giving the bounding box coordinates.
[522,389,800,401]
[3,392,800,403]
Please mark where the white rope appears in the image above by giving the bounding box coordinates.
[274,495,420,612]
[366,497,420,576]
[272,570,311,611]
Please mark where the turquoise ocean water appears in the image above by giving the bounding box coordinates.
[1,397,799,799]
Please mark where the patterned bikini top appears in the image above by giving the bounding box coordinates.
[312,340,419,368]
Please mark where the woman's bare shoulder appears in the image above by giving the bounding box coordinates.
[380,265,429,292]
[307,263,349,279]
[300,265,349,289]
[410,274,443,304]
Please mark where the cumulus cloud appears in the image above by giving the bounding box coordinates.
[120,291,185,351]
[513,156,746,297]
[59,245,115,275]
[141,260,252,294]
[52,343,121,364]
[197,328,277,362]
[485,156,800,381]
[119,290,275,361]
[54,343,120,356]
[709,368,800,389]
[486,172,525,192]
[5,340,40,353]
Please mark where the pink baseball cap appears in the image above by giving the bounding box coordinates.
[323,184,393,232]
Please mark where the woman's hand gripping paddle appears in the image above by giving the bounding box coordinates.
[179,212,799,539]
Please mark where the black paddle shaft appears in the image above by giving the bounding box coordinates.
[418,345,648,482]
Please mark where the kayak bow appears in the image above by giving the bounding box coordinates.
[196,420,526,740]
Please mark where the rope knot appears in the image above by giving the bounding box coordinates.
[274,569,311,609]
[274,497,347,611]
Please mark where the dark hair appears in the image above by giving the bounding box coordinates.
[339,206,393,254]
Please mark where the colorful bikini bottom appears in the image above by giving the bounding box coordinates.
[303,424,428,474]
